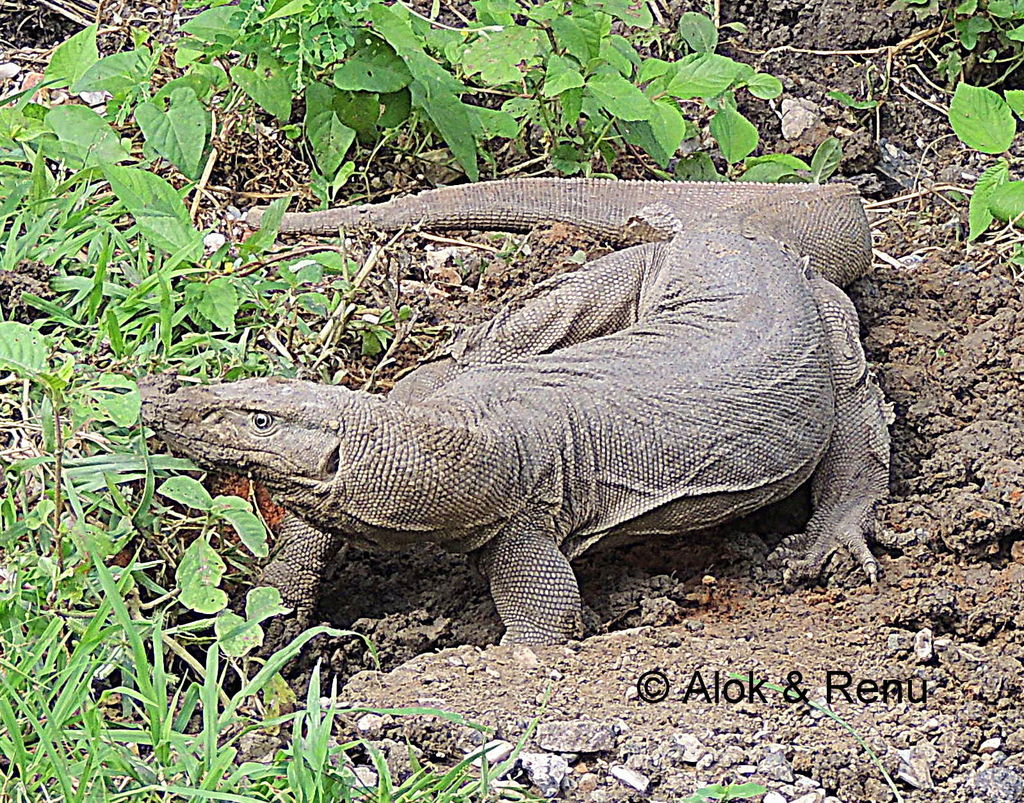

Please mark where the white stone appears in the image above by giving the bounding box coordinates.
[781,98,821,141]
[519,752,569,797]
[204,232,227,252]
[610,765,650,793]
[0,62,21,79]
[763,793,788,803]
[468,739,513,768]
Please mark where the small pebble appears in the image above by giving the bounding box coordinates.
[204,232,227,253]
[980,738,1003,754]
[0,62,21,79]
[763,793,788,803]
[914,628,934,662]
[519,752,569,797]
[468,739,513,768]
[610,765,650,793]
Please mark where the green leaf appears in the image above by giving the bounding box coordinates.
[989,181,1024,223]
[231,54,293,121]
[954,16,992,49]
[710,106,758,163]
[1008,24,1024,41]
[87,374,140,427]
[72,49,152,96]
[746,73,783,100]
[586,71,656,121]
[968,158,1009,240]
[0,322,48,377]
[333,39,411,93]
[101,165,202,258]
[590,0,652,27]
[176,537,228,614]
[158,476,213,510]
[214,587,289,656]
[45,105,131,167]
[180,6,243,43]
[619,100,688,167]
[1006,89,1024,118]
[678,12,718,52]
[741,153,810,182]
[667,53,745,99]
[473,107,519,139]
[674,152,725,181]
[826,90,878,110]
[45,24,99,88]
[543,54,585,97]
[810,136,843,182]
[262,0,311,22]
[216,504,269,557]
[194,277,239,332]
[379,88,412,128]
[461,28,540,85]
[304,82,358,178]
[948,82,1016,154]
[136,87,209,180]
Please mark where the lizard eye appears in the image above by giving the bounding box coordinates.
[250,412,275,433]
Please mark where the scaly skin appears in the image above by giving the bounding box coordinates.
[143,190,890,647]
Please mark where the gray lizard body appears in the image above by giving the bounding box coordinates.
[142,180,889,646]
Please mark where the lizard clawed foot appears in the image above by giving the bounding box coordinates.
[768,514,879,590]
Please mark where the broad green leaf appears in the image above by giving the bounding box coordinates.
[217,505,269,557]
[101,165,202,258]
[231,54,293,121]
[678,12,718,52]
[87,374,140,427]
[333,39,411,93]
[45,105,131,167]
[378,88,412,128]
[474,107,519,139]
[810,137,843,182]
[543,54,585,97]
[710,106,758,163]
[180,6,243,43]
[590,0,652,27]
[195,277,239,332]
[675,152,725,181]
[948,82,1016,154]
[586,71,655,121]
[412,80,479,180]
[1006,89,1024,118]
[158,475,213,510]
[72,49,152,96]
[461,28,540,85]
[46,24,98,88]
[136,87,209,180]
[246,586,288,621]
[989,181,1024,223]
[968,159,1009,240]
[0,322,48,377]
[214,611,260,656]
[987,0,1020,15]
[304,82,358,178]
[263,0,311,22]
[746,73,783,100]
[1008,24,1024,41]
[741,153,810,182]
[954,16,992,49]
[667,53,745,99]
[177,537,228,614]
[620,100,688,167]
[550,16,598,62]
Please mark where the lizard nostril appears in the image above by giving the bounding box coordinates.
[323,444,341,476]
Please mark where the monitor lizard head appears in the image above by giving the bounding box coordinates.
[139,373,363,502]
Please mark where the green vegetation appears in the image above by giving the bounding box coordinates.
[681,782,766,802]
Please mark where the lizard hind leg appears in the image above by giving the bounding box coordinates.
[477,510,584,645]
[769,276,891,586]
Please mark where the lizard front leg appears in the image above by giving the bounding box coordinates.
[476,510,584,645]
[258,512,342,652]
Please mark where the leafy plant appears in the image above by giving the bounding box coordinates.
[945,82,1024,255]
[682,781,766,802]
[903,0,1024,85]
